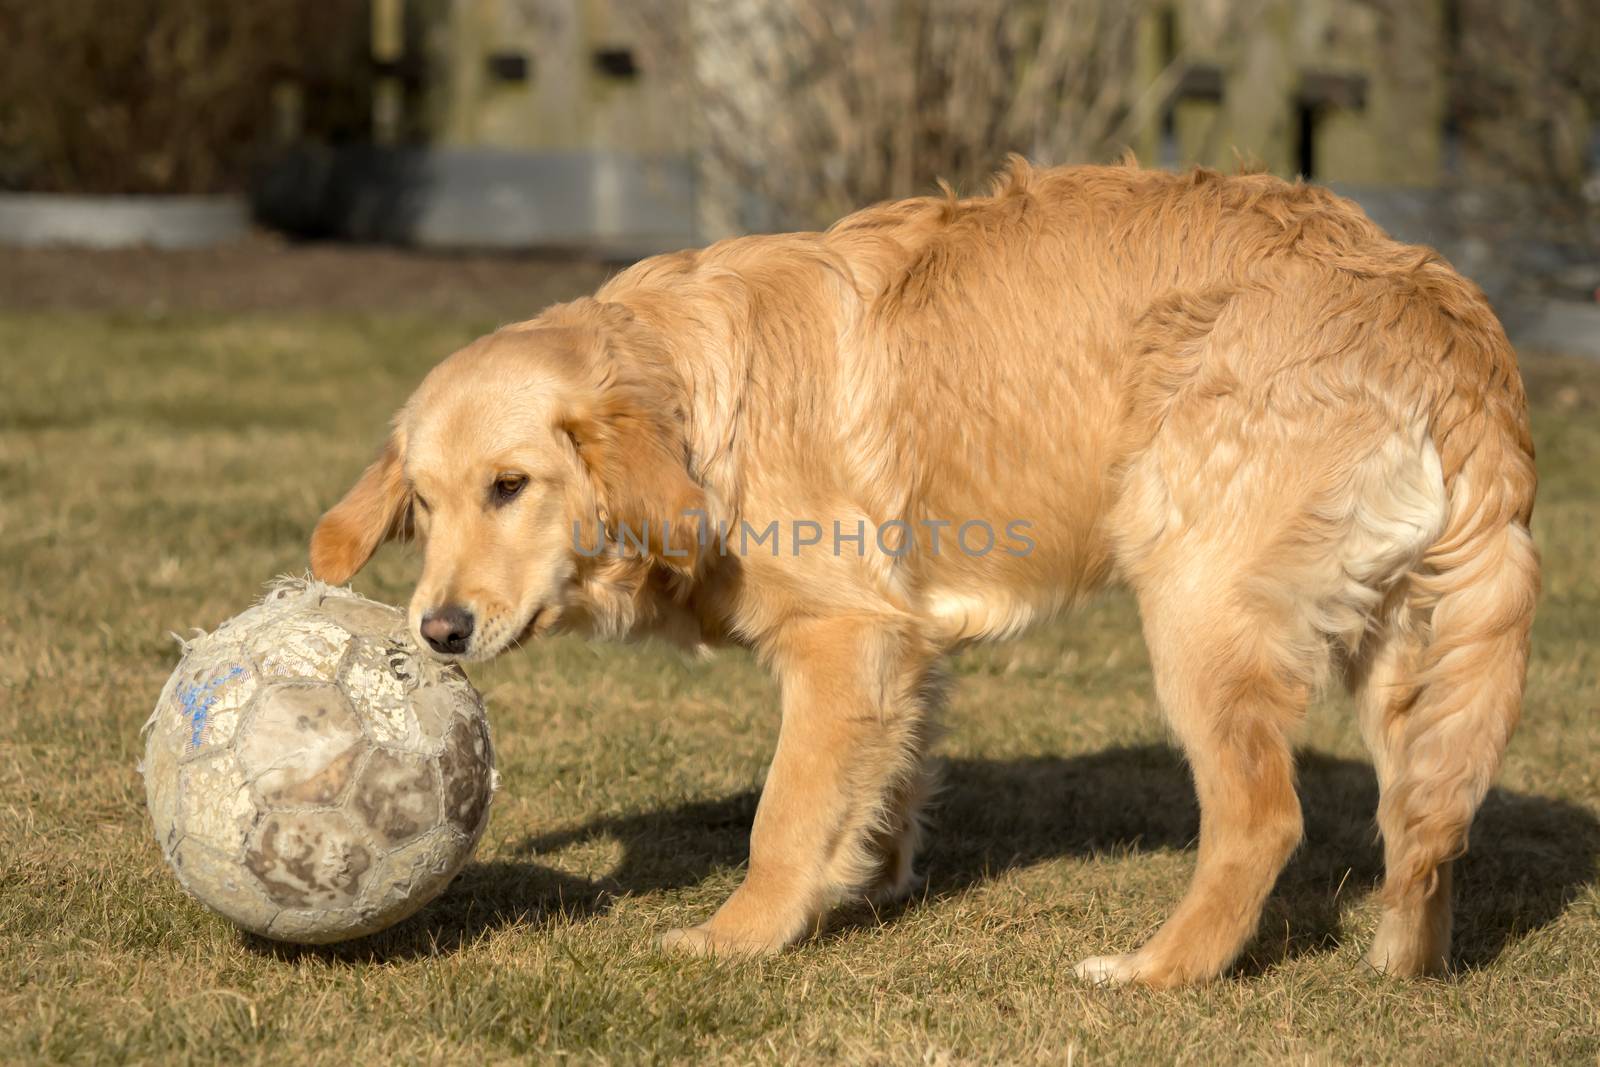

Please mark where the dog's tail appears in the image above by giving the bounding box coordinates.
[1377,316,1539,904]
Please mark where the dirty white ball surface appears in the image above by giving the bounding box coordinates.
[141,578,496,944]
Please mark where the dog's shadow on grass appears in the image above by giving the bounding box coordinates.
[257,746,1599,969]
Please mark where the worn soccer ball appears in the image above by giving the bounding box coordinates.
[141,577,496,944]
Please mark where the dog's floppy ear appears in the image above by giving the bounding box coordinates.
[310,431,410,584]
[559,301,705,573]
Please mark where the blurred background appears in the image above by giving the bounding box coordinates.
[0,0,1597,341]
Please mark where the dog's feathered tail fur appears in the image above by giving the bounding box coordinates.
[1358,306,1539,973]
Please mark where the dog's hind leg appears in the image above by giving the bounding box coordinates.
[1350,620,1455,974]
[1352,525,1538,976]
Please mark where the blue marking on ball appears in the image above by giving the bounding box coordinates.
[179,665,246,748]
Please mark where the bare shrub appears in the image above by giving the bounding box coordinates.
[1445,0,1600,244]
[0,0,367,195]
[626,0,1161,234]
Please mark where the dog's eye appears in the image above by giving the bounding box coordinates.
[493,474,528,503]
[413,494,430,512]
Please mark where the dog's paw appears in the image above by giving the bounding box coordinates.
[658,924,781,958]
[658,926,717,956]
[1072,953,1147,986]
[1365,933,1449,977]
[865,866,923,909]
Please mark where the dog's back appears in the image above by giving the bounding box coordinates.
[788,163,1533,642]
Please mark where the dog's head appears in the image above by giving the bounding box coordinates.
[309,298,705,662]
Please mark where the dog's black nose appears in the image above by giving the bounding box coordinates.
[420,605,474,655]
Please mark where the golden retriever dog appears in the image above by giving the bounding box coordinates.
[309,160,1538,987]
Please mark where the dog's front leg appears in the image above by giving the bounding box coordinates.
[660,614,936,956]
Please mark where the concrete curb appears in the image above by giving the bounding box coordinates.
[1504,299,1600,359]
[0,192,250,249]
[254,147,695,257]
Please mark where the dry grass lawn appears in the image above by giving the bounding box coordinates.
[1,301,1597,1064]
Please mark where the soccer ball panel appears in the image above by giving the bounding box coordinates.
[239,682,366,806]
[349,748,441,849]
[317,595,408,642]
[238,682,365,809]
[141,732,181,852]
[243,810,374,910]
[171,836,276,927]
[189,664,256,753]
[250,615,352,680]
[410,679,482,749]
[339,640,416,745]
[265,907,368,944]
[358,826,463,918]
[438,716,493,836]
[155,659,257,762]
[178,750,256,857]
